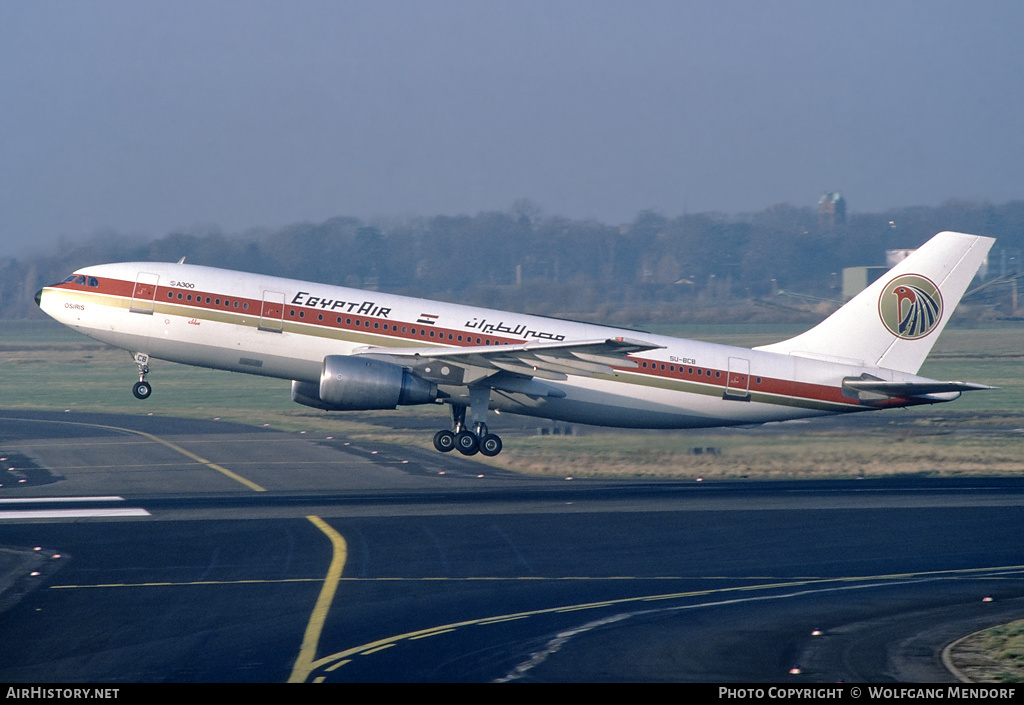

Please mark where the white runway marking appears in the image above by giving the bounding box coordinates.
[0,507,150,519]
[0,496,126,504]
[0,497,149,519]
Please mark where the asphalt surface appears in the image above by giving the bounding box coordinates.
[1,409,1023,683]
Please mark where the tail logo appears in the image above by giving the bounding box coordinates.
[878,274,943,340]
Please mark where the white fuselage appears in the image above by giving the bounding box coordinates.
[38,261,940,429]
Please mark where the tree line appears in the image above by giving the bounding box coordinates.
[3,199,1022,324]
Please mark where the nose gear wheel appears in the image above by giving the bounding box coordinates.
[132,352,152,399]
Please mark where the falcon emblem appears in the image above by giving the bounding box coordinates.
[878,274,943,339]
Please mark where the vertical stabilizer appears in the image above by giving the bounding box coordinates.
[754,231,994,374]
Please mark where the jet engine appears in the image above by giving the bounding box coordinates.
[291,355,438,411]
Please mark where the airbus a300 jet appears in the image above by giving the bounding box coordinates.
[36,231,994,456]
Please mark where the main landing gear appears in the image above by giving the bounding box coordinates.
[432,388,503,456]
[132,352,152,399]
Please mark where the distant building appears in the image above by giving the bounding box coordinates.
[818,192,846,228]
[842,266,888,300]
[843,248,924,300]
[997,248,1019,277]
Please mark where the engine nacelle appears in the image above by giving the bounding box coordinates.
[291,355,438,411]
[291,380,334,410]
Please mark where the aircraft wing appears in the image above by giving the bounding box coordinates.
[351,337,663,395]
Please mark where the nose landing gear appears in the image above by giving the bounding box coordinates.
[132,352,152,399]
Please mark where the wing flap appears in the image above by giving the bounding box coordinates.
[490,359,568,380]
[352,337,662,385]
[487,373,567,398]
[530,353,614,376]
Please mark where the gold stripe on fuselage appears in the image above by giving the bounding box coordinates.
[51,286,856,414]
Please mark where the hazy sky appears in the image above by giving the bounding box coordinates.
[2,1,1022,256]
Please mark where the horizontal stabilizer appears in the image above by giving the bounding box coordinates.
[842,379,995,397]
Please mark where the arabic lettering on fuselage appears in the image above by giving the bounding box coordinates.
[464,317,566,342]
[287,293,564,340]
[291,291,391,318]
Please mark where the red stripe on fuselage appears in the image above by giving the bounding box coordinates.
[55,276,868,410]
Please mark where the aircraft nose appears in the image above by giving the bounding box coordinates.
[35,289,42,307]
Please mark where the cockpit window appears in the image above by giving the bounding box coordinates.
[60,274,99,287]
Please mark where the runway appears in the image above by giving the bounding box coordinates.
[1,410,1023,682]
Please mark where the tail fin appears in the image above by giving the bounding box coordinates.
[754,231,994,374]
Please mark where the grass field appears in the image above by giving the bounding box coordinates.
[952,620,1024,683]
[2,318,1021,479]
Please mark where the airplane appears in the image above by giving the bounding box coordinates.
[35,230,994,457]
